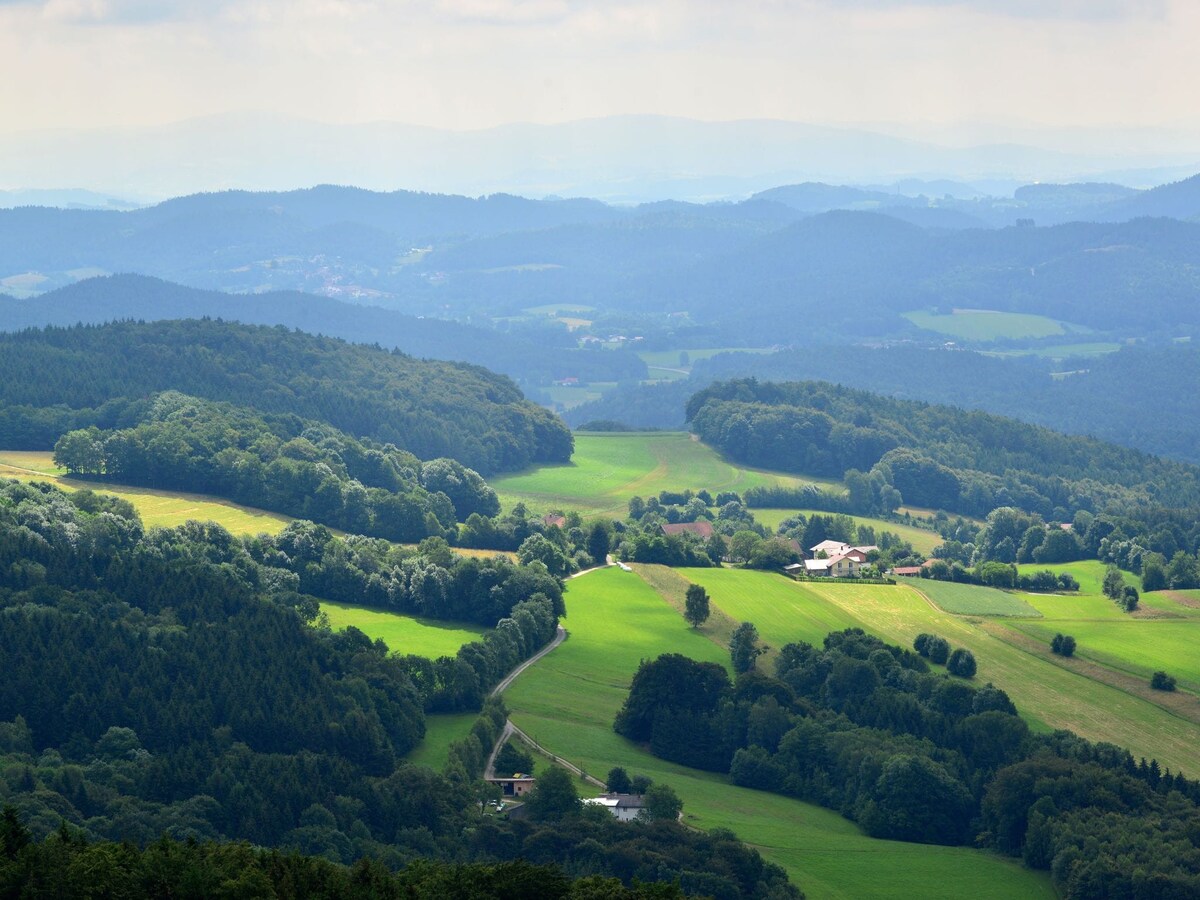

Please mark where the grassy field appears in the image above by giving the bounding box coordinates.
[1016,560,1141,598]
[903,308,1074,341]
[797,578,1200,773]
[504,567,1054,900]
[319,601,486,658]
[405,713,479,770]
[750,508,942,554]
[676,567,865,662]
[492,432,841,518]
[0,450,293,535]
[908,577,1042,617]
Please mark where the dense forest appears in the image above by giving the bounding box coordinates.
[0,479,797,898]
[616,632,1200,898]
[686,379,1200,519]
[0,319,572,474]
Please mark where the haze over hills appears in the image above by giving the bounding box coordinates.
[4,113,1200,203]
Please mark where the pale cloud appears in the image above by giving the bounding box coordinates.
[0,0,1195,137]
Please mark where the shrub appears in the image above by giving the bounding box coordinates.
[1150,671,1177,692]
[927,636,951,665]
[947,648,977,678]
[1050,634,1076,657]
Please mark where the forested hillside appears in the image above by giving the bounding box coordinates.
[686,378,1200,517]
[0,320,572,474]
[567,342,1200,466]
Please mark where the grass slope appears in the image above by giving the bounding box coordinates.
[492,432,840,518]
[0,451,292,535]
[909,578,1042,617]
[318,601,486,659]
[405,713,479,770]
[503,567,1053,900]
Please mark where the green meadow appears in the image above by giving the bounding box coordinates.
[405,712,479,770]
[903,308,1074,341]
[909,577,1042,617]
[491,432,840,518]
[318,601,486,658]
[504,567,1054,900]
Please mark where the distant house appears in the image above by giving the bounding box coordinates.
[542,513,567,529]
[661,521,715,540]
[582,793,646,822]
[554,377,580,386]
[802,552,866,577]
[809,540,878,559]
[891,566,923,576]
[487,774,536,798]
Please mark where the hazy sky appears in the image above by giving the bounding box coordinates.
[1,0,1196,135]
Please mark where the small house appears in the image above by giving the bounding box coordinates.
[488,774,536,798]
[661,521,715,540]
[890,566,923,577]
[543,513,567,529]
[582,793,646,822]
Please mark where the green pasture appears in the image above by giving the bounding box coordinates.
[751,508,942,554]
[677,567,864,657]
[903,308,1074,342]
[796,578,1200,773]
[492,432,840,518]
[1010,618,1200,692]
[0,450,292,536]
[504,567,1054,900]
[910,578,1041,617]
[404,713,479,770]
[319,601,485,658]
[1017,560,1141,599]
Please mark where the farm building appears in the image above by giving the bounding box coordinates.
[488,774,536,797]
[891,566,923,576]
[582,793,646,822]
[542,513,567,528]
[661,521,715,539]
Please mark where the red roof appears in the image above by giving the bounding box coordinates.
[661,521,715,539]
[891,566,922,576]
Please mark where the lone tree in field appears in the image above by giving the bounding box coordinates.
[684,584,711,629]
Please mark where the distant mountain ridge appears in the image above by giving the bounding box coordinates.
[0,274,647,389]
[3,112,1198,201]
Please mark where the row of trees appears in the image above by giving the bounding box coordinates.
[53,393,502,542]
